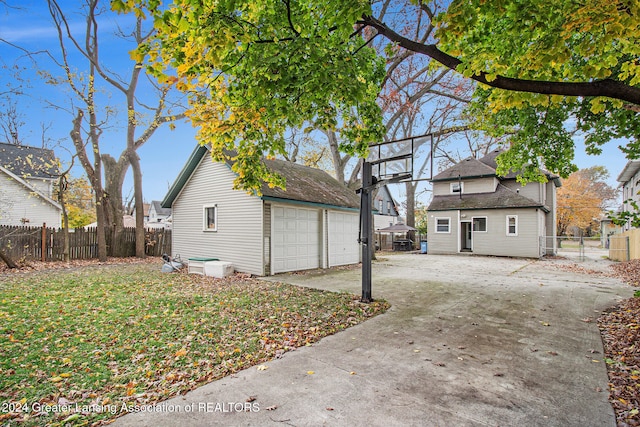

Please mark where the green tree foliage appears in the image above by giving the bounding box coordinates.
[432,0,640,179]
[121,0,385,191]
[123,0,639,191]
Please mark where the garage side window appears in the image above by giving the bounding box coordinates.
[436,217,450,233]
[203,205,217,231]
[506,215,517,236]
[472,217,487,232]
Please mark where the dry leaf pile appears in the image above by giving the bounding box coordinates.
[599,259,640,426]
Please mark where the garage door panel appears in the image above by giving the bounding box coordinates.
[328,211,360,267]
[272,206,321,273]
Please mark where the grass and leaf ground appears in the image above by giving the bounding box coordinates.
[0,259,388,426]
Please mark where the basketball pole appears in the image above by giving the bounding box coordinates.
[359,160,374,303]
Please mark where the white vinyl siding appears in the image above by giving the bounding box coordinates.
[171,158,265,276]
[427,213,458,254]
[472,209,540,257]
[0,170,61,227]
[428,209,542,258]
[432,177,498,196]
[501,181,544,204]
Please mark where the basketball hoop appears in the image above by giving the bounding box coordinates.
[358,133,434,302]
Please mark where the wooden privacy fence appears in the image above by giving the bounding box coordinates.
[0,224,171,262]
[609,229,640,262]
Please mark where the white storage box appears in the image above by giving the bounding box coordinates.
[188,257,218,275]
[204,261,234,278]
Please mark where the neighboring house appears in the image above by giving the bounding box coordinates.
[600,217,623,248]
[0,142,61,227]
[161,145,362,276]
[427,149,561,258]
[373,185,400,230]
[617,160,640,230]
[148,200,171,223]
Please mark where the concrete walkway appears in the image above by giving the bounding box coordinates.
[113,253,632,427]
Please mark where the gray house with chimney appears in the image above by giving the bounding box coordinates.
[162,145,361,276]
[427,150,561,258]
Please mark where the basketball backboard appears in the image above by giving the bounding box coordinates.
[367,134,433,183]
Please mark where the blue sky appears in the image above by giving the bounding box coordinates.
[0,0,197,204]
[0,1,631,208]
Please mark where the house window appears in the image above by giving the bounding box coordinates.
[203,205,217,231]
[473,217,487,232]
[436,217,450,233]
[506,215,518,236]
[387,200,392,213]
[450,182,463,194]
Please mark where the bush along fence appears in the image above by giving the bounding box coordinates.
[0,224,171,262]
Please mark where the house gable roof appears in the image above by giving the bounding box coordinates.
[150,200,171,216]
[0,142,59,179]
[431,149,561,187]
[373,185,400,216]
[162,145,359,210]
[617,160,640,184]
[0,165,62,210]
[162,145,209,208]
[431,156,496,182]
[427,183,549,213]
[260,158,359,209]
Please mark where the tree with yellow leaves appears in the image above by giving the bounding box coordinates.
[556,166,617,236]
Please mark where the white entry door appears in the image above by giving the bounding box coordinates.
[327,211,360,266]
[272,206,321,273]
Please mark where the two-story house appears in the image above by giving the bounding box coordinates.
[427,149,561,258]
[0,142,61,227]
[617,160,640,230]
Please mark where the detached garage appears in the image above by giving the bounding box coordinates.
[161,145,361,276]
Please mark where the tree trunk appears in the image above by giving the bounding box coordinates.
[0,248,18,268]
[94,190,108,262]
[102,154,129,257]
[59,176,70,262]
[129,150,146,258]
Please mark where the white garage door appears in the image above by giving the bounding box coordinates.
[328,211,360,267]
[272,206,321,273]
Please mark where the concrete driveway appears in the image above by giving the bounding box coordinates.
[114,252,633,427]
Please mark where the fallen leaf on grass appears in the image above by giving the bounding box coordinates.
[257,365,268,371]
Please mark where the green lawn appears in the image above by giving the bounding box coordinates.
[0,261,388,426]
